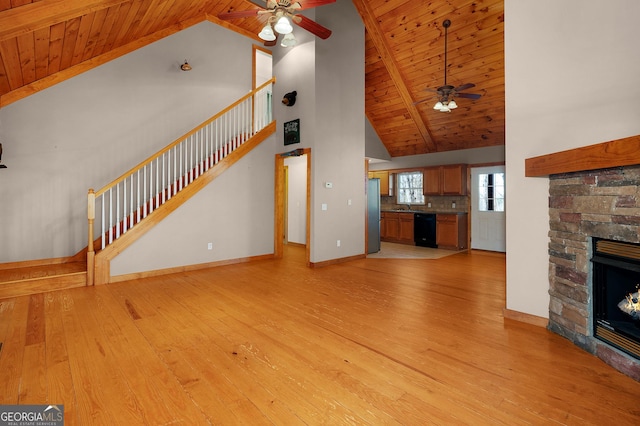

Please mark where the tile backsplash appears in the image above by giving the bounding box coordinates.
[381,195,468,213]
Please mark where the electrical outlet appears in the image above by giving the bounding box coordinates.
[337,240,341,247]
[427,202,432,208]
[207,242,213,250]
[452,202,456,209]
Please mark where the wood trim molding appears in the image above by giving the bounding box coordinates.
[0,273,86,300]
[310,253,366,268]
[525,134,640,177]
[109,254,274,283]
[503,308,548,328]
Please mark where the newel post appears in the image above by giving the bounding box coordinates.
[87,189,95,286]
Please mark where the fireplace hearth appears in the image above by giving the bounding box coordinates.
[591,238,640,360]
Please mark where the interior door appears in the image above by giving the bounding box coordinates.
[471,165,506,252]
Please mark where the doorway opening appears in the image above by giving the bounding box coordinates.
[275,148,311,265]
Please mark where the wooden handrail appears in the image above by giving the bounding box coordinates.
[94,77,276,197]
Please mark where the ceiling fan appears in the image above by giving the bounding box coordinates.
[415,19,482,112]
[218,0,335,47]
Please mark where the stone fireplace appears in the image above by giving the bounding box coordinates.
[547,165,640,381]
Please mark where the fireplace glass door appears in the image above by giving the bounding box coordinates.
[591,238,640,360]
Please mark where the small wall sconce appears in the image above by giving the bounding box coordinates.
[180,60,192,71]
[282,91,297,106]
[0,143,6,168]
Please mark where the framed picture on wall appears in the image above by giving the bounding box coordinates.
[284,119,300,145]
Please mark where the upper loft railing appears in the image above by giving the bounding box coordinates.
[87,78,275,258]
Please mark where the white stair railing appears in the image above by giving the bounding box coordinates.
[87,79,274,256]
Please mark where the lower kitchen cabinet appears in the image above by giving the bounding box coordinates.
[436,213,468,250]
[381,212,414,244]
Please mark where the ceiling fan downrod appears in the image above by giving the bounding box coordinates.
[442,19,451,88]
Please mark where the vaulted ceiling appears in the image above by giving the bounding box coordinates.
[0,0,504,158]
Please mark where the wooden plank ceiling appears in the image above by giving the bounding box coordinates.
[0,0,504,157]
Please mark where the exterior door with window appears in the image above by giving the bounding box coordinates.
[471,166,505,252]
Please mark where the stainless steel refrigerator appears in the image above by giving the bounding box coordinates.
[367,178,381,253]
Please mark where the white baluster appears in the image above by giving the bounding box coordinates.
[101,194,105,249]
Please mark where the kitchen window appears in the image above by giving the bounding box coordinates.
[397,171,425,205]
[478,173,504,212]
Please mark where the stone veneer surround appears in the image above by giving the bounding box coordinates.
[548,165,640,381]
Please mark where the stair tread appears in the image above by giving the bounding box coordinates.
[0,261,86,284]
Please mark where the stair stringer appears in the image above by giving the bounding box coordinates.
[92,121,276,285]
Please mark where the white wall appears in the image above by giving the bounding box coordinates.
[505,0,640,317]
[0,22,255,263]
[285,155,307,245]
[273,0,366,263]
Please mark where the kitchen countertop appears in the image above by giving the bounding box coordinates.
[382,210,467,215]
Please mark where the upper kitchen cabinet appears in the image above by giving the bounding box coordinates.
[368,171,390,196]
[423,165,468,196]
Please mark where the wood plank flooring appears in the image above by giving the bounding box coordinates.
[0,246,639,425]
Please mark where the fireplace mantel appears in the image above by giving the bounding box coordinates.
[525,134,640,177]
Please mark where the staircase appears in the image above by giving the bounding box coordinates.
[0,79,276,299]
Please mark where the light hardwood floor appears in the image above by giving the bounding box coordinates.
[0,246,638,425]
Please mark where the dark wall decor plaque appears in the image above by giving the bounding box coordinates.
[284,119,300,145]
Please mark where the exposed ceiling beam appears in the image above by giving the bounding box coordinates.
[0,0,129,42]
[351,0,437,153]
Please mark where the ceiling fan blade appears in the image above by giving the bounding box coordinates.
[296,0,336,10]
[454,83,475,92]
[292,14,332,39]
[456,92,482,100]
[218,9,261,20]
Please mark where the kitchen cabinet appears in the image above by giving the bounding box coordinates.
[423,165,467,195]
[381,212,414,244]
[436,213,468,250]
[399,213,414,242]
[368,171,390,196]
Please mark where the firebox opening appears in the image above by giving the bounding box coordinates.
[591,238,640,360]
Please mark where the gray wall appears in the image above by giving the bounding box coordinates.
[0,22,258,263]
[111,136,276,275]
[273,0,366,263]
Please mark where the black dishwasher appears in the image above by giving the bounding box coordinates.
[414,213,437,248]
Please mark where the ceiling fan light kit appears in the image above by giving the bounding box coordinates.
[259,23,276,41]
[219,1,334,47]
[414,19,482,112]
[274,16,293,34]
[281,32,298,47]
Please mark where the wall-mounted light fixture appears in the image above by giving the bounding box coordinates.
[0,143,6,168]
[180,60,192,71]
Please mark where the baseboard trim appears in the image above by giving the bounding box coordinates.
[109,253,275,283]
[503,308,548,328]
[309,253,366,268]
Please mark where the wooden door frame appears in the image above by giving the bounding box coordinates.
[275,148,311,265]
